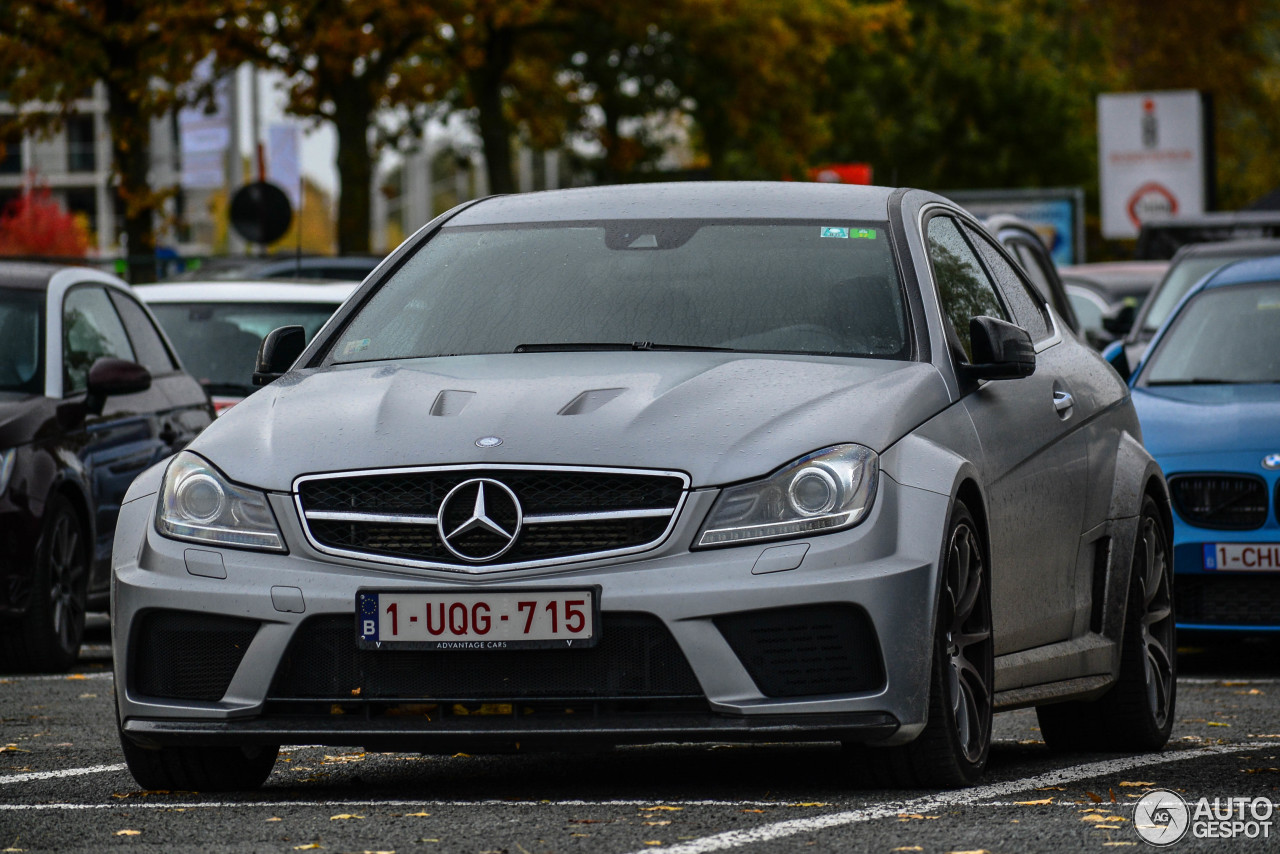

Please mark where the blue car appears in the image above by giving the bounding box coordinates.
[1128,255,1280,632]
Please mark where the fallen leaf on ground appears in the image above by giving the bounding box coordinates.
[641,806,683,812]
[1015,798,1053,806]
[329,814,363,821]
[742,809,764,813]
[293,845,322,851]
[65,674,87,680]
[796,802,829,807]
[1118,782,1152,787]
[405,811,431,817]
[1208,722,1232,727]
[1036,786,1065,791]
[1085,791,1104,803]
[1109,788,1117,803]
[116,830,141,836]
[644,821,672,826]
[266,817,282,822]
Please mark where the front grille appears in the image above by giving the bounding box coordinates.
[297,467,685,568]
[715,604,885,698]
[132,611,259,701]
[268,612,704,701]
[1170,474,1269,530]
[1176,575,1280,626]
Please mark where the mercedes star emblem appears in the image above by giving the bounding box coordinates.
[437,478,523,562]
[1264,453,1280,471]
[476,436,503,448]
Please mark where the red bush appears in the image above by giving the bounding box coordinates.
[0,186,91,258]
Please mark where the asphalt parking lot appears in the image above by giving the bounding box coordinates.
[2,619,1278,853]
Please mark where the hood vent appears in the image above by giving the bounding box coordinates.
[429,390,475,417]
[559,388,626,416]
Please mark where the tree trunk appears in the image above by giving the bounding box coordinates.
[469,22,516,195]
[104,81,156,284]
[334,84,373,254]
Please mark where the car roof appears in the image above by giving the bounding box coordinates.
[1168,237,1280,261]
[449,182,900,225]
[135,281,360,303]
[1198,254,1280,290]
[0,261,75,291]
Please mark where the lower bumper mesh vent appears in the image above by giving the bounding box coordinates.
[268,612,703,701]
[132,611,259,701]
[715,604,885,698]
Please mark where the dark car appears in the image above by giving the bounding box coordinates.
[0,263,213,671]
[1058,261,1169,350]
[983,215,1082,340]
[1114,239,1280,369]
[1136,211,1280,261]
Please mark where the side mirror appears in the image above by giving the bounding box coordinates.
[252,325,307,387]
[1101,303,1136,337]
[963,315,1035,381]
[1101,340,1132,382]
[85,357,151,415]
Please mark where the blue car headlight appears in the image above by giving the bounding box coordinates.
[695,444,878,548]
[155,451,286,552]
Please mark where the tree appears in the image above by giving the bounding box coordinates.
[819,0,1108,192]
[0,2,228,282]
[0,184,91,257]
[218,1,452,254]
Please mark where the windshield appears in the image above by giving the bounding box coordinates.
[0,288,44,394]
[1142,254,1274,333]
[1142,283,1280,385]
[150,301,340,392]
[326,220,909,364]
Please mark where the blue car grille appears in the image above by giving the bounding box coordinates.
[1169,474,1269,530]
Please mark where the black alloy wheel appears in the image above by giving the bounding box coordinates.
[852,502,994,787]
[0,493,89,672]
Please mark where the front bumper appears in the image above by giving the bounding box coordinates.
[112,472,949,749]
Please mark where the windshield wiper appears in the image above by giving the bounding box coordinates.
[514,342,735,353]
[1145,378,1252,386]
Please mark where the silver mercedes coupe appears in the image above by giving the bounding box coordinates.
[111,182,1175,791]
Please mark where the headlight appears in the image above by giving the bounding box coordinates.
[0,448,15,496]
[156,451,286,551]
[695,444,878,548]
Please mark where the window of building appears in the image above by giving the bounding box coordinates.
[66,115,96,173]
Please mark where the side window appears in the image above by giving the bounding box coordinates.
[926,216,1007,361]
[108,290,177,375]
[63,286,136,394]
[964,227,1052,342]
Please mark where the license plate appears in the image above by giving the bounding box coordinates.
[1204,543,1280,572]
[356,588,599,650]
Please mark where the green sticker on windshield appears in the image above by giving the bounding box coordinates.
[853,228,877,239]
[342,338,371,356]
[820,227,849,238]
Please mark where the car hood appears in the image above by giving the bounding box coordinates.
[1131,384,1280,457]
[194,352,952,491]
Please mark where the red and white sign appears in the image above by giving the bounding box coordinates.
[1098,91,1207,239]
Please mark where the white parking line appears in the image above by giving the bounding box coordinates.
[0,798,839,811]
[0,764,127,785]
[622,744,1257,854]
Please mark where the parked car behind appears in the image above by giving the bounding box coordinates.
[164,254,383,283]
[1114,239,1280,370]
[1128,255,1280,632]
[982,215,1082,340]
[1058,261,1169,350]
[138,281,358,414]
[0,263,213,671]
[112,183,1173,792]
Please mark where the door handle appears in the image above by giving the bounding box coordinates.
[1053,390,1074,413]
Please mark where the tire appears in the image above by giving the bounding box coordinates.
[0,493,89,673]
[1036,494,1175,752]
[853,502,994,788]
[119,733,278,792]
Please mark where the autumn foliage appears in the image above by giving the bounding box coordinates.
[0,187,91,258]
